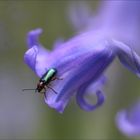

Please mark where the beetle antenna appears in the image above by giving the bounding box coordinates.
[22,88,36,91]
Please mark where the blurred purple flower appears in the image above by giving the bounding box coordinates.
[116,100,140,137]
[24,1,140,113]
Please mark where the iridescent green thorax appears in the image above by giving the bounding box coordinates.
[41,68,57,83]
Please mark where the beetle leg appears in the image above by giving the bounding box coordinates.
[46,85,58,94]
[51,77,63,81]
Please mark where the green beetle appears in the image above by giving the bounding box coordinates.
[36,68,57,94]
[23,68,62,94]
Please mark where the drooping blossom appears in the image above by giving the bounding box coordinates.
[24,1,140,113]
[116,100,140,137]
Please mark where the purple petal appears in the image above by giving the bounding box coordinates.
[116,100,140,137]
[24,28,50,77]
[99,1,140,31]
[116,110,140,137]
[114,40,140,77]
[26,28,43,48]
[24,46,38,73]
[68,2,94,31]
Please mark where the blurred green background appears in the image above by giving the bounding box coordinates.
[0,0,140,139]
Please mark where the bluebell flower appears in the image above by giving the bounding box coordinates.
[24,1,140,113]
[116,100,140,137]
[24,28,140,113]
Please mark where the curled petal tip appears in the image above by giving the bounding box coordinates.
[27,28,43,48]
[115,110,140,137]
[28,28,43,36]
[76,88,105,112]
[116,100,140,137]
